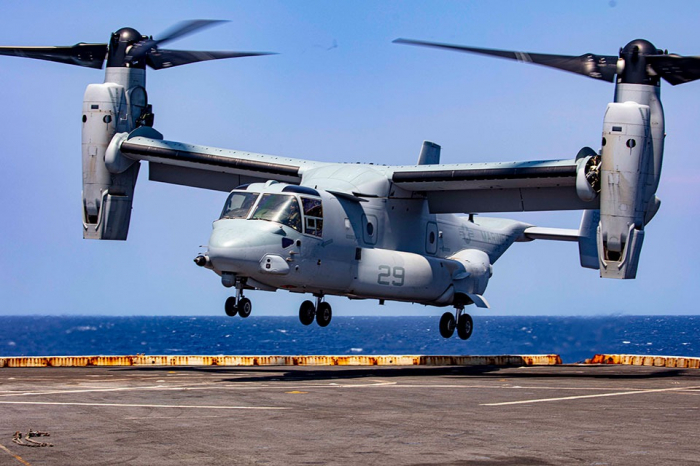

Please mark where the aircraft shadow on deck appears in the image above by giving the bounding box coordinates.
[114,365,695,383]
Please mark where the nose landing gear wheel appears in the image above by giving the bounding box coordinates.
[457,314,473,340]
[224,297,238,317]
[238,297,252,318]
[439,312,456,339]
[299,300,316,326]
[316,302,332,327]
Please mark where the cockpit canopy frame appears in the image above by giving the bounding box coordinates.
[219,189,324,237]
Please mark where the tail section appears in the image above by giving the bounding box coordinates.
[527,203,659,279]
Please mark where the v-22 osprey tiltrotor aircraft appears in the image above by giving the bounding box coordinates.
[2,21,698,340]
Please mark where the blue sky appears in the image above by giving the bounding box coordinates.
[1,1,700,316]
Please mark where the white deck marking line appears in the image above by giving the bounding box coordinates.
[329,381,397,388]
[373,384,686,391]
[0,401,287,410]
[4,381,697,398]
[4,382,697,399]
[0,380,398,397]
[0,443,32,466]
[0,380,255,397]
[481,386,700,406]
[0,385,188,397]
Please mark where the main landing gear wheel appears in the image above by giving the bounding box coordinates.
[224,283,251,318]
[238,297,252,318]
[457,314,473,340]
[439,312,456,339]
[299,300,316,326]
[224,297,238,317]
[316,302,332,327]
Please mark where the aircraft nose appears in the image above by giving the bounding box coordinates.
[206,219,285,273]
[208,223,248,250]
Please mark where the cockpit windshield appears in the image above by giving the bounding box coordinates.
[250,194,302,232]
[220,191,259,220]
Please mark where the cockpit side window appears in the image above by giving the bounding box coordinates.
[220,191,259,219]
[302,197,323,237]
[251,194,302,232]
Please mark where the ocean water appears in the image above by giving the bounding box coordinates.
[0,315,698,364]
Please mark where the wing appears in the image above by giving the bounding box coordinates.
[118,133,595,210]
[117,134,325,192]
[390,158,597,213]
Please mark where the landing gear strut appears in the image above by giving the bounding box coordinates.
[439,308,473,340]
[224,281,252,318]
[298,296,333,327]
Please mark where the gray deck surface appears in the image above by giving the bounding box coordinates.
[1,364,699,465]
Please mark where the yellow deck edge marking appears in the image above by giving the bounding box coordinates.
[585,354,700,368]
[0,354,561,368]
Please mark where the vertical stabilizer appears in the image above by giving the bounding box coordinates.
[578,210,600,270]
[417,141,441,165]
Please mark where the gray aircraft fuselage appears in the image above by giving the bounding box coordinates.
[204,163,528,309]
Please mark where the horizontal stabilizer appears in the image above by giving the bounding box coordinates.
[522,226,579,242]
[522,212,602,270]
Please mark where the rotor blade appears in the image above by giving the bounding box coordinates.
[146,49,276,70]
[127,20,230,62]
[0,43,107,69]
[393,38,618,82]
[154,20,228,47]
[647,54,700,85]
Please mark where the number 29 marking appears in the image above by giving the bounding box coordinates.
[377,265,405,286]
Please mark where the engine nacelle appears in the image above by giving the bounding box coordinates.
[597,101,655,278]
[82,68,150,240]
